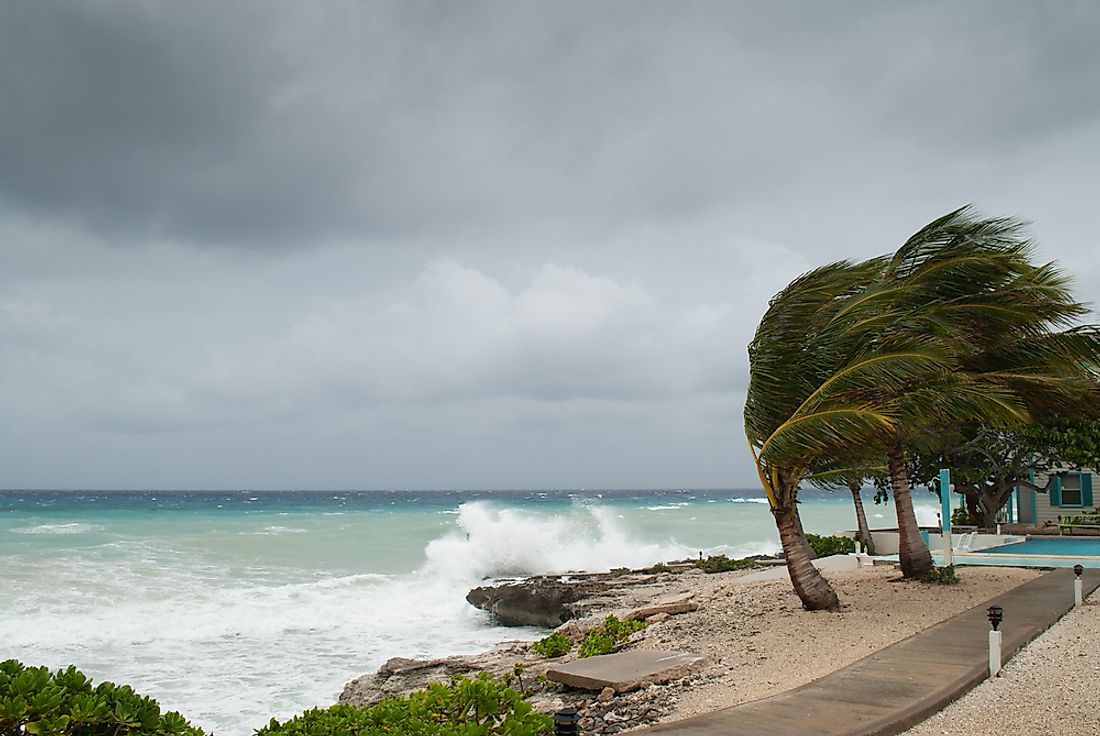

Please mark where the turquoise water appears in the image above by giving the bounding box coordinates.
[980,537,1100,557]
[1,488,939,735]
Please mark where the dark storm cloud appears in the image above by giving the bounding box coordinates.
[3,1,1099,248]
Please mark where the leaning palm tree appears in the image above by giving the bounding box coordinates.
[746,207,1095,600]
[745,258,921,609]
[806,458,884,556]
[863,208,1100,577]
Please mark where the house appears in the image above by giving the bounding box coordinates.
[1014,467,1096,525]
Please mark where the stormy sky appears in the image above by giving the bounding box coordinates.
[2,1,1098,490]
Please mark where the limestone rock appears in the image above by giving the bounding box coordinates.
[340,641,534,707]
[629,594,699,620]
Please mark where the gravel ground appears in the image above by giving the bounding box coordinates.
[601,564,1041,726]
[902,592,1100,736]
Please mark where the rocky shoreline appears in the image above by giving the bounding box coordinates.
[340,561,1041,734]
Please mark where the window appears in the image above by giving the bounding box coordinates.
[1052,472,1093,508]
[1060,474,1083,506]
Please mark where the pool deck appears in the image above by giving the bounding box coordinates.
[638,567,1100,736]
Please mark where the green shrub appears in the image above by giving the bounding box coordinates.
[578,615,646,658]
[577,630,617,658]
[951,507,970,526]
[257,673,552,736]
[646,562,675,574]
[693,554,756,574]
[0,659,206,736]
[530,633,571,658]
[927,565,959,585]
[805,534,856,557]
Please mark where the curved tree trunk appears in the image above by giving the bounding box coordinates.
[887,438,933,580]
[773,493,839,611]
[847,479,876,555]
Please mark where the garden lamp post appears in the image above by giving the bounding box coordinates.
[987,605,1003,677]
[1073,564,1084,607]
[554,707,581,736]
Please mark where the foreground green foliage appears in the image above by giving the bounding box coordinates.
[578,615,646,658]
[257,673,552,736]
[0,660,205,736]
[805,534,856,558]
[530,633,571,658]
[927,565,959,585]
[693,554,756,573]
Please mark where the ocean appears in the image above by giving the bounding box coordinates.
[0,488,940,735]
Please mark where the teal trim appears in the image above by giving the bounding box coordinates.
[939,468,951,532]
[1082,472,1093,508]
[1051,475,1062,506]
[1029,469,1037,522]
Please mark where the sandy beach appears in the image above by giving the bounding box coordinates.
[586,564,1042,727]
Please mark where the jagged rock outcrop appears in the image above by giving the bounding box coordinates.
[466,576,608,627]
[339,642,540,708]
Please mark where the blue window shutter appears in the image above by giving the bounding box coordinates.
[1051,475,1062,507]
[1083,473,1094,508]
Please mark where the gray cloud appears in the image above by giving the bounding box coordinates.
[1,1,1098,489]
[5,2,1098,248]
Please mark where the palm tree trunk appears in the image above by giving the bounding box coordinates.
[886,438,933,580]
[847,479,876,555]
[773,494,839,611]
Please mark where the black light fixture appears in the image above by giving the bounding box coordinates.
[1074,564,1084,578]
[553,707,581,736]
[987,605,1004,631]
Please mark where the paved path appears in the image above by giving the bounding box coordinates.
[639,568,1100,736]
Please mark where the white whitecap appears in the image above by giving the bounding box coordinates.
[12,523,104,535]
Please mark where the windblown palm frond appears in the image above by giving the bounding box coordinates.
[744,258,886,446]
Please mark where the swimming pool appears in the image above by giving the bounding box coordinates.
[979,536,1100,558]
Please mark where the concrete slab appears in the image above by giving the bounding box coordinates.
[545,650,703,693]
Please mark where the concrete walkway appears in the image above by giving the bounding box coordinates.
[639,568,1100,736]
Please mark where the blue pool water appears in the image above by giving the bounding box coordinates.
[981,537,1100,557]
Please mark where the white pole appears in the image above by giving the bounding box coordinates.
[942,532,954,566]
[1075,577,1083,607]
[988,629,1002,677]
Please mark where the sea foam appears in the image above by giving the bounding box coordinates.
[422,501,695,580]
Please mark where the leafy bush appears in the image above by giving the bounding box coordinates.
[645,562,675,574]
[927,565,959,585]
[0,659,206,736]
[257,673,552,736]
[578,615,645,658]
[530,633,571,658]
[693,554,756,574]
[805,534,856,557]
[577,630,617,658]
[951,507,970,526]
